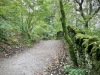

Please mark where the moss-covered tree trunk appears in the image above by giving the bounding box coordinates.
[59,0,78,67]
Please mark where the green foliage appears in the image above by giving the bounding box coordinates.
[64,2,76,26]
[67,26,100,75]
[84,29,100,39]
[0,17,18,51]
[64,65,86,75]
[67,25,85,34]
[0,0,61,48]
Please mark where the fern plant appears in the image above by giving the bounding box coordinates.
[64,65,87,75]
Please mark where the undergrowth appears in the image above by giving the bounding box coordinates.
[64,65,87,75]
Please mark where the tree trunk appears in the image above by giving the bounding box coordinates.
[59,0,78,67]
[85,21,88,28]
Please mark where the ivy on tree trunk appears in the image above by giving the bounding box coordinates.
[59,0,78,67]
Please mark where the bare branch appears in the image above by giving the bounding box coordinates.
[75,0,85,20]
[88,6,100,20]
[75,0,84,4]
[93,6,100,17]
[89,0,92,15]
[81,0,84,4]
[79,4,85,20]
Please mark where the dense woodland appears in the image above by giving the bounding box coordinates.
[0,0,100,75]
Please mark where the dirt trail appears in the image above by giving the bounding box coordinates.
[0,40,65,75]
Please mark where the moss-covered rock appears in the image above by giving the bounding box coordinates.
[90,41,100,61]
[67,26,85,34]
[75,33,90,46]
[67,25,100,75]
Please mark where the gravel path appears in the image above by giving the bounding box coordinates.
[0,40,66,75]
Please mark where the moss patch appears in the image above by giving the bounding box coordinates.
[67,26,100,75]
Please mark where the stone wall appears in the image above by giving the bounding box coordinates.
[67,26,100,75]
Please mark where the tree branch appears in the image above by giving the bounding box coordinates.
[93,6,100,17]
[79,4,85,20]
[87,6,100,22]
[98,0,100,4]
[89,0,92,15]
[75,0,85,20]
[75,0,80,4]
[80,0,84,4]
[76,17,85,24]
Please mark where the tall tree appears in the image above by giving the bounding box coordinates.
[74,0,100,28]
[59,0,78,66]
